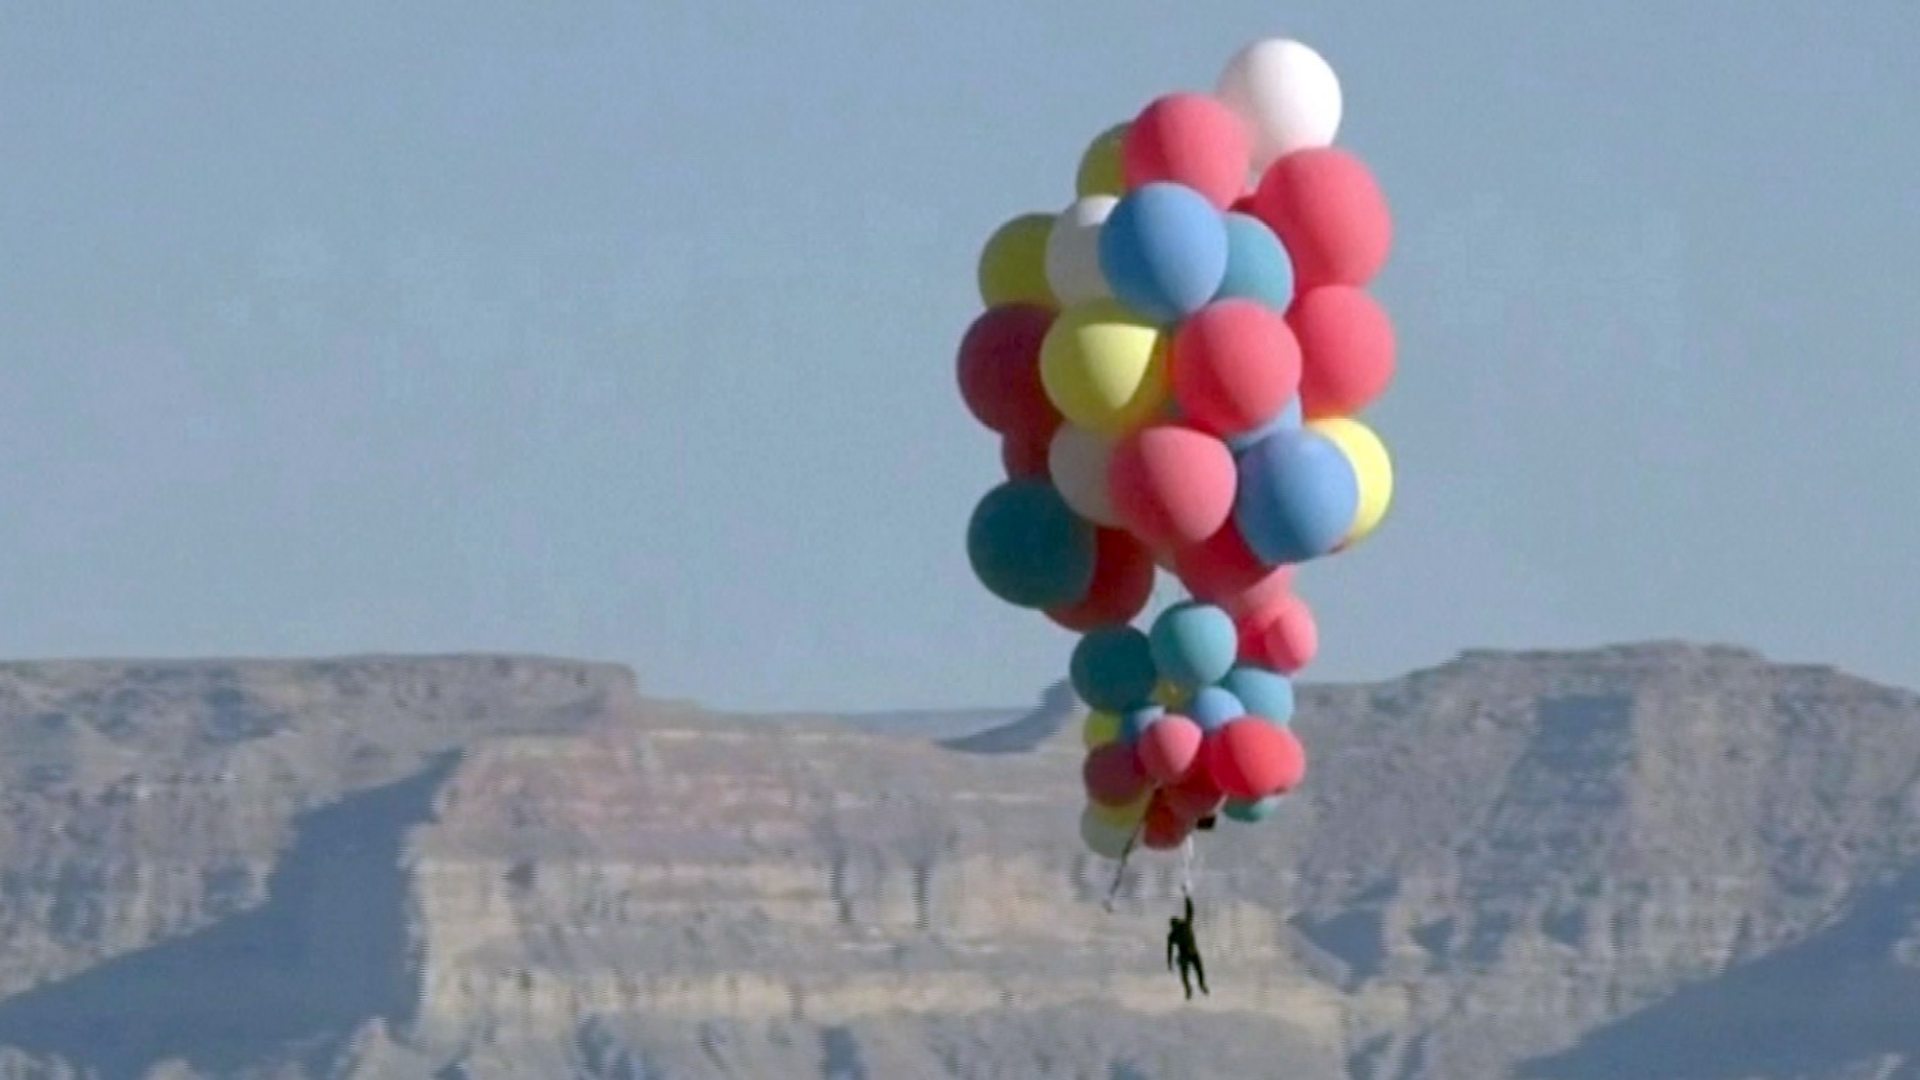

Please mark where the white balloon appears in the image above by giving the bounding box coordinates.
[1043,196,1117,306]
[1216,38,1342,170]
[1048,424,1122,527]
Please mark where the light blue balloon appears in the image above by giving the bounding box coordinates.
[1225,396,1305,454]
[1120,704,1165,743]
[1148,601,1239,690]
[1234,428,1359,566]
[1187,686,1246,733]
[1224,795,1286,823]
[1221,665,1295,724]
[1070,627,1160,713]
[1099,183,1229,325]
[1215,212,1295,311]
[966,480,1097,609]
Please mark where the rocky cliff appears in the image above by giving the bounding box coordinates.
[0,645,1914,1079]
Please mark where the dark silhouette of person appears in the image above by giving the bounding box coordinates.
[1166,895,1208,999]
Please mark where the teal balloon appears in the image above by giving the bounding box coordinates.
[1099,183,1230,324]
[1071,627,1160,713]
[1215,212,1295,311]
[1148,602,1239,689]
[1225,795,1285,823]
[1187,687,1245,733]
[1234,428,1359,566]
[1120,704,1165,743]
[1222,666,1295,724]
[966,480,1097,609]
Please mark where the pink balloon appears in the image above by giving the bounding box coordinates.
[1252,149,1392,290]
[1122,93,1252,210]
[1290,286,1396,419]
[1137,714,1204,785]
[1239,592,1319,673]
[1108,424,1238,550]
[1141,795,1191,850]
[1047,529,1155,632]
[1084,742,1150,807]
[1171,300,1303,438]
[1206,719,1307,800]
[1162,769,1227,822]
[958,305,1060,436]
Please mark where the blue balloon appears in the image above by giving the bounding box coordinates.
[1148,601,1239,690]
[966,480,1097,609]
[1070,628,1160,713]
[1225,396,1305,454]
[1099,183,1229,325]
[1234,428,1359,566]
[1187,686,1246,733]
[1215,212,1295,311]
[1224,795,1286,823]
[1120,704,1165,743]
[1221,665,1295,724]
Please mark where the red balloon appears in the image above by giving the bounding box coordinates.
[1121,93,1252,209]
[1252,149,1392,290]
[1047,529,1155,631]
[957,305,1060,436]
[1175,524,1270,603]
[1137,714,1204,785]
[1239,592,1319,673]
[1141,795,1191,850]
[1206,719,1307,800]
[1171,300,1302,439]
[1083,742,1150,807]
[1230,193,1259,216]
[1290,286,1396,419]
[1162,769,1227,822]
[999,418,1058,480]
[1108,424,1238,550]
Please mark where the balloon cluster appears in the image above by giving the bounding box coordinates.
[957,37,1396,860]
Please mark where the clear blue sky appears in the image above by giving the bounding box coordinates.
[1,2,1914,711]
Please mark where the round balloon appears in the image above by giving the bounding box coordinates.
[1077,123,1129,198]
[1099,183,1230,325]
[1137,714,1204,784]
[1119,704,1165,744]
[1162,769,1227,822]
[1224,794,1285,823]
[1141,796,1191,850]
[1039,301,1169,435]
[1309,417,1393,548]
[1121,93,1251,210]
[1047,424,1122,527]
[1084,741,1150,807]
[1045,196,1117,306]
[1149,601,1239,689]
[1151,679,1190,711]
[978,213,1060,308]
[1216,212,1296,311]
[1240,592,1319,674]
[957,305,1058,437]
[1171,299,1302,440]
[1290,286,1395,418]
[1080,806,1134,858]
[1206,718,1307,800]
[1233,427,1359,566]
[1108,423,1239,550]
[1069,627,1160,712]
[967,480,1097,609]
[1252,148,1391,290]
[1083,710,1122,749]
[1172,523,1282,607]
[1186,686,1246,733]
[1000,421,1056,481]
[1216,38,1343,169]
[1089,789,1151,829]
[1220,665,1295,724]
[1225,396,1305,454]
[1046,529,1155,632]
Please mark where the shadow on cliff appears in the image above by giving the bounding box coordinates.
[1519,862,1920,1080]
[0,755,459,1079]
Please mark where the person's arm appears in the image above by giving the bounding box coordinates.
[1185,895,1194,923]
[1166,929,1176,970]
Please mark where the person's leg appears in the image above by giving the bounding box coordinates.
[1194,953,1209,995]
[1179,960,1193,999]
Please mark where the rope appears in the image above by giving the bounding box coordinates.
[1102,823,1142,912]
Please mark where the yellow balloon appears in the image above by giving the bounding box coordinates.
[1040,301,1168,435]
[977,213,1058,308]
[1151,679,1189,710]
[1089,791,1151,829]
[1081,805,1134,858]
[1082,710,1121,749]
[1310,417,1394,547]
[1076,123,1129,198]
